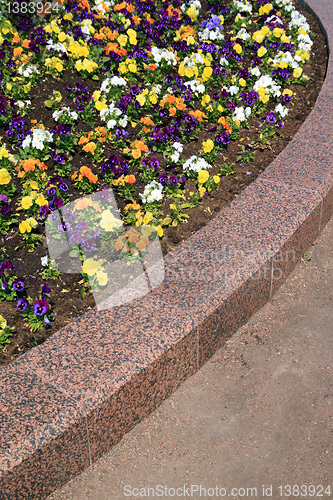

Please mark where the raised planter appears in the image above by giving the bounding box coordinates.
[1,0,332,498]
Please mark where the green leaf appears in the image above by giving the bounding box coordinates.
[91,75,99,81]
[69,250,79,258]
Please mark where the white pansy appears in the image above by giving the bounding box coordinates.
[275,104,289,117]
[183,156,212,173]
[100,76,127,93]
[151,47,178,67]
[232,106,251,122]
[81,26,91,38]
[41,256,48,267]
[52,107,78,122]
[253,75,281,97]
[94,0,114,16]
[100,102,127,129]
[198,28,224,42]
[288,10,309,30]
[107,119,117,129]
[173,142,184,153]
[228,85,239,96]
[15,100,31,109]
[181,0,201,13]
[183,79,206,96]
[274,0,295,13]
[23,128,53,151]
[139,181,164,204]
[46,40,67,53]
[118,117,128,128]
[220,57,229,66]
[233,0,252,13]
[17,64,39,78]
[170,142,184,163]
[250,67,261,77]
[236,27,251,41]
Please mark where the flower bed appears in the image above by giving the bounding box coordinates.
[0,0,326,366]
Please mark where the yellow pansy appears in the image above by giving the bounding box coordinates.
[118,34,128,47]
[21,196,33,209]
[260,25,270,36]
[202,66,213,80]
[273,28,285,38]
[252,31,264,43]
[35,195,48,206]
[143,212,153,224]
[76,60,83,71]
[187,6,198,21]
[28,180,39,190]
[258,47,267,57]
[141,225,154,237]
[259,3,273,15]
[202,139,214,153]
[58,32,66,42]
[0,168,11,185]
[0,146,9,159]
[201,94,211,106]
[198,170,209,184]
[96,270,108,286]
[51,20,60,34]
[157,226,163,237]
[19,220,32,233]
[100,210,122,232]
[127,28,137,44]
[0,315,7,329]
[93,90,101,101]
[293,67,303,78]
[28,217,37,228]
[213,176,220,184]
[95,100,107,111]
[185,67,195,78]
[234,44,242,54]
[136,94,146,106]
[82,258,103,277]
[239,78,246,87]
[119,62,127,73]
[55,61,63,72]
[198,186,206,197]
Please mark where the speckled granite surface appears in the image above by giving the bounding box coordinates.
[1,0,332,498]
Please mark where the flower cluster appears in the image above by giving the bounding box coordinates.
[0,0,316,345]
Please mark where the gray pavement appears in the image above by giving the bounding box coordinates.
[48,216,333,500]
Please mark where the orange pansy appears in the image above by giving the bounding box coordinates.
[125,174,135,184]
[83,142,97,154]
[13,47,23,57]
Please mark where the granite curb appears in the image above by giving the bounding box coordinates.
[0,0,332,498]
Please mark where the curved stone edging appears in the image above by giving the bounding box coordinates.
[0,1,332,498]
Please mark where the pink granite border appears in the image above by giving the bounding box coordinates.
[1,1,332,498]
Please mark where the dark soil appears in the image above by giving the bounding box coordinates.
[0,0,328,368]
